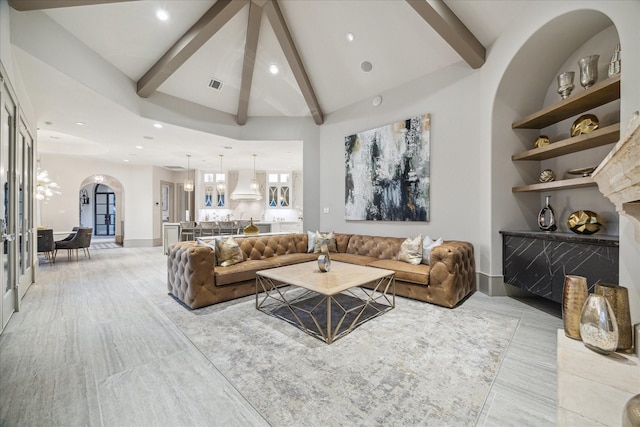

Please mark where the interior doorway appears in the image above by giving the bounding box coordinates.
[94,184,116,236]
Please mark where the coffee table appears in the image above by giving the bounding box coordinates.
[255,261,395,344]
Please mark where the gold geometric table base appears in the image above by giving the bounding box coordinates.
[256,273,395,344]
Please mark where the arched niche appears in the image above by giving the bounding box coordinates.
[79,174,125,244]
[490,9,618,274]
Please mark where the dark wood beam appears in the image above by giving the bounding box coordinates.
[405,0,485,69]
[237,2,263,125]
[262,0,324,125]
[8,0,135,11]
[137,0,249,98]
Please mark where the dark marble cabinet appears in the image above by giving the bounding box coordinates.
[500,231,619,303]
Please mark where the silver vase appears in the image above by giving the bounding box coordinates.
[557,71,575,99]
[538,195,557,232]
[579,293,618,354]
[579,55,599,89]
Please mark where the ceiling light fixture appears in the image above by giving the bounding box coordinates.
[360,61,373,72]
[372,95,383,107]
[156,9,169,21]
[153,123,163,129]
[216,154,225,193]
[75,121,85,126]
[135,145,143,149]
[35,167,61,201]
[94,175,106,183]
[184,154,194,192]
[269,64,279,75]
[346,32,355,42]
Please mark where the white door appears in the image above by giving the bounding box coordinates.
[1,78,17,330]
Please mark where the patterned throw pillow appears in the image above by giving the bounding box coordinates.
[313,231,337,253]
[422,236,443,265]
[398,234,423,265]
[215,236,244,267]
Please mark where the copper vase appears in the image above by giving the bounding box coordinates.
[562,275,588,340]
[595,283,633,351]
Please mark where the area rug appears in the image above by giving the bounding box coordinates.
[157,293,519,426]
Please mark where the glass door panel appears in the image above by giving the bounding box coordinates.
[94,185,115,236]
[1,86,16,330]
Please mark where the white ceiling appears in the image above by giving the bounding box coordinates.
[10,0,527,171]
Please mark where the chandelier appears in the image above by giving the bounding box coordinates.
[184,154,194,192]
[35,168,61,201]
[216,154,225,193]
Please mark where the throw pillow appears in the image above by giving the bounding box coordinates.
[307,230,316,253]
[313,231,337,253]
[197,238,217,250]
[398,234,423,265]
[215,236,244,267]
[422,236,443,265]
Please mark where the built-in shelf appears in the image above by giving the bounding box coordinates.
[512,123,620,161]
[512,176,596,193]
[512,75,620,129]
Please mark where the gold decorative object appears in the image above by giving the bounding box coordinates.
[562,275,588,340]
[539,169,555,183]
[533,135,550,149]
[571,114,599,137]
[567,210,603,234]
[243,218,259,235]
[595,283,633,351]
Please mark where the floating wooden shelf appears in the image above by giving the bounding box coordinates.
[512,123,620,161]
[512,75,620,129]
[512,176,596,193]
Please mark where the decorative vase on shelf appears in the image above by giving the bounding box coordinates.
[595,283,633,351]
[578,54,599,89]
[562,275,588,340]
[579,293,618,354]
[538,195,557,232]
[317,240,331,272]
[557,71,575,99]
[608,44,621,78]
[567,210,603,235]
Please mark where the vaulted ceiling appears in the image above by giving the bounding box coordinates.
[8,0,527,170]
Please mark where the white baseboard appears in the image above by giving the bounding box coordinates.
[476,272,531,297]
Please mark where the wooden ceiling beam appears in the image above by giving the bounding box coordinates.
[405,0,485,69]
[137,0,248,98]
[237,2,263,126]
[262,0,324,125]
[8,0,135,10]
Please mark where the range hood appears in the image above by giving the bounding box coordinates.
[229,169,262,201]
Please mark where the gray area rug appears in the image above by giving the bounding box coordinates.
[157,292,519,426]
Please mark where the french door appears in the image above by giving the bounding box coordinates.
[1,71,17,330]
[94,184,115,236]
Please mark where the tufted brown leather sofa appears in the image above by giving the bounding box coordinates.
[167,233,475,309]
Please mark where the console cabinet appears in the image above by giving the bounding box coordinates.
[501,231,618,302]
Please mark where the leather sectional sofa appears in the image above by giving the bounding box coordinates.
[167,233,475,310]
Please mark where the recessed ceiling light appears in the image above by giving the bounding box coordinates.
[346,32,355,42]
[361,61,373,72]
[372,95,383,107]
[156,9,169,21]
[153,123,163,129]
[135,145,143,149]
[269,64,279,75]
[223,146,233,150]
[143,136,154,140]
[75,121,85,126]
[44,121,53,125]
[124,159,130,162]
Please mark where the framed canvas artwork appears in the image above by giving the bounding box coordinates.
[345,114,430,221]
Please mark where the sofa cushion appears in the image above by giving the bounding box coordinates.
[215,236,244,267]
[274,253,318,266]
[345,234,404,259]
[368,259,430,285]
[398,234,423,265]
[330,253,378,266]
[236,235,303,260]
[214,259,276,286]
[313,231,337,253]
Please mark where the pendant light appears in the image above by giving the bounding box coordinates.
[216,154,225,193]
[250,154,259,193]
[184,154,194,192]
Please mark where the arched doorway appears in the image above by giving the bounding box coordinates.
[79,175,124,244]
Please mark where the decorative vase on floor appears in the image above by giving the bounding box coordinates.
[563,275,588,340]
[580,294,618,354]
[538,195,557,232]
[579,54,599,89]
[622,394,640,427]
[595,283,633,351]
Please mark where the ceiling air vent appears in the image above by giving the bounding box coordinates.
[208,78,223,91]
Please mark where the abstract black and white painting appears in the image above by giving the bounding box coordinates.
[345,114,430,221]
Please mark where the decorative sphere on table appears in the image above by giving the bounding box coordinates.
[567,210,603,234]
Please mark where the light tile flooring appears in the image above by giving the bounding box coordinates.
[0,246,563,426]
